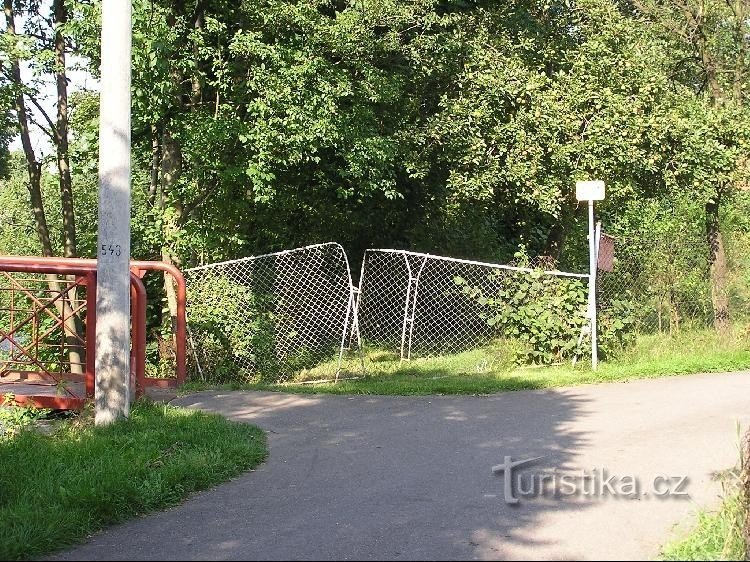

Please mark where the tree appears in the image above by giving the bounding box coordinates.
[6,0,750,345]
[0,85,12,178]
[624,0,750,331]
[3,0,54,256]
[2,0,84,372]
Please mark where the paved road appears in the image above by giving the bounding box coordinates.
[54,372,750,561]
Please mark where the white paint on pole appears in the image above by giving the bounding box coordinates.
[577,181,604,371]
[95,0,132,425]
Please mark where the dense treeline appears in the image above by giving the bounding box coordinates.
[2,0,750,330]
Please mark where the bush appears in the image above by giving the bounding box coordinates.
[457,268,638,365]
[187,275,283,383]
[456,269,589,364]
[597,295,637,359]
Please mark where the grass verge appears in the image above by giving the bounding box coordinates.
[661,427,749,561]
[0,400,267,561]
[660,491,746,560]
[660,470,747,561]
[183,327,750,396]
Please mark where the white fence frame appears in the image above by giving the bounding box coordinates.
[186,244,596,380]
[357,249,590,361]
[186,243,360,379]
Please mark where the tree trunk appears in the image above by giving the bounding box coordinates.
[160,131,183,361]
[53,0,77,259]
[5,0,54,258]
[6,0,84,375]
[161,247,180,331]
[148,124,161,208]
[705,199,730,334]
[53,0,85,375]
[50,0,85,374]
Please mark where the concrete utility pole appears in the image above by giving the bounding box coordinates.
[95,0,132,425]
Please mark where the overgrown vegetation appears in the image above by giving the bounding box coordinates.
[187,274,281,381]
[660,435,749,561]
[456,270,589,364]
[2,0,750,380]
[181,326,750,395]
[0,396,48,440]
[661,490,747,561]
[0,400,267,561]
[3,0,750,279]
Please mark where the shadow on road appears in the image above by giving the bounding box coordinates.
[161,388,592,560]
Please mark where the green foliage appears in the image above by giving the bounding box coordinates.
[455,260,639,364]
[182,328,750,396]
[187,275,279,382]
[660,471,747,561]
[0,153,40,256]
[597,296,637,359]
[5,0,750,266]
[0,113,11,180]
[0,66,12,179]
[2,0,749,265]
[3,0,750,380]
[0,398,48,441]
[456,269,589,364]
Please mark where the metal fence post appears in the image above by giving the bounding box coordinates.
[589,202,599,370]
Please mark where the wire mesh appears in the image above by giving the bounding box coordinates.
[357,249,590,360]
[597,234,718,334]
[185,243,358,382]
[187,230,750,381]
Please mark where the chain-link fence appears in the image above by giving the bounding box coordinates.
[596,233,750,336]
[185,230,750,382]
[357,249,590,362]
[185,243,358,383]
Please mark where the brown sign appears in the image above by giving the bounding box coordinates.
[598,233,615,272]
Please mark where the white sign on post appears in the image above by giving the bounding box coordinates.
[575,179,605,371]
[576,180,606,201]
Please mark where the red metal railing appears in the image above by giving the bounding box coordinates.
[0,256,186,410]
[131,260,187,389]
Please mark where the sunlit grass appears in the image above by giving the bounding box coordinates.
[0,400,267,560]
[660,441,748,562]
[660,490,746,561]
[181,325,750,396]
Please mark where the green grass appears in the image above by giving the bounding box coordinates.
[183,327,750,396]
[661,485,747,560]
[0,400,267,560]
[660,424,749,561]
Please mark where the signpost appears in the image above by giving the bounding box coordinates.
[95,0,132,425]
[576,180,605,371]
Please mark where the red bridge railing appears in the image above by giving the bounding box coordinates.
[0,256,186,410]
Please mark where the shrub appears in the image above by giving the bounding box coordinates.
[597,295,637,359]
[187,275,282,383]
[457,268,637,365]
[456,269,589,364]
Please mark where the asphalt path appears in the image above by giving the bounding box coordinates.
[53,371,750,560]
